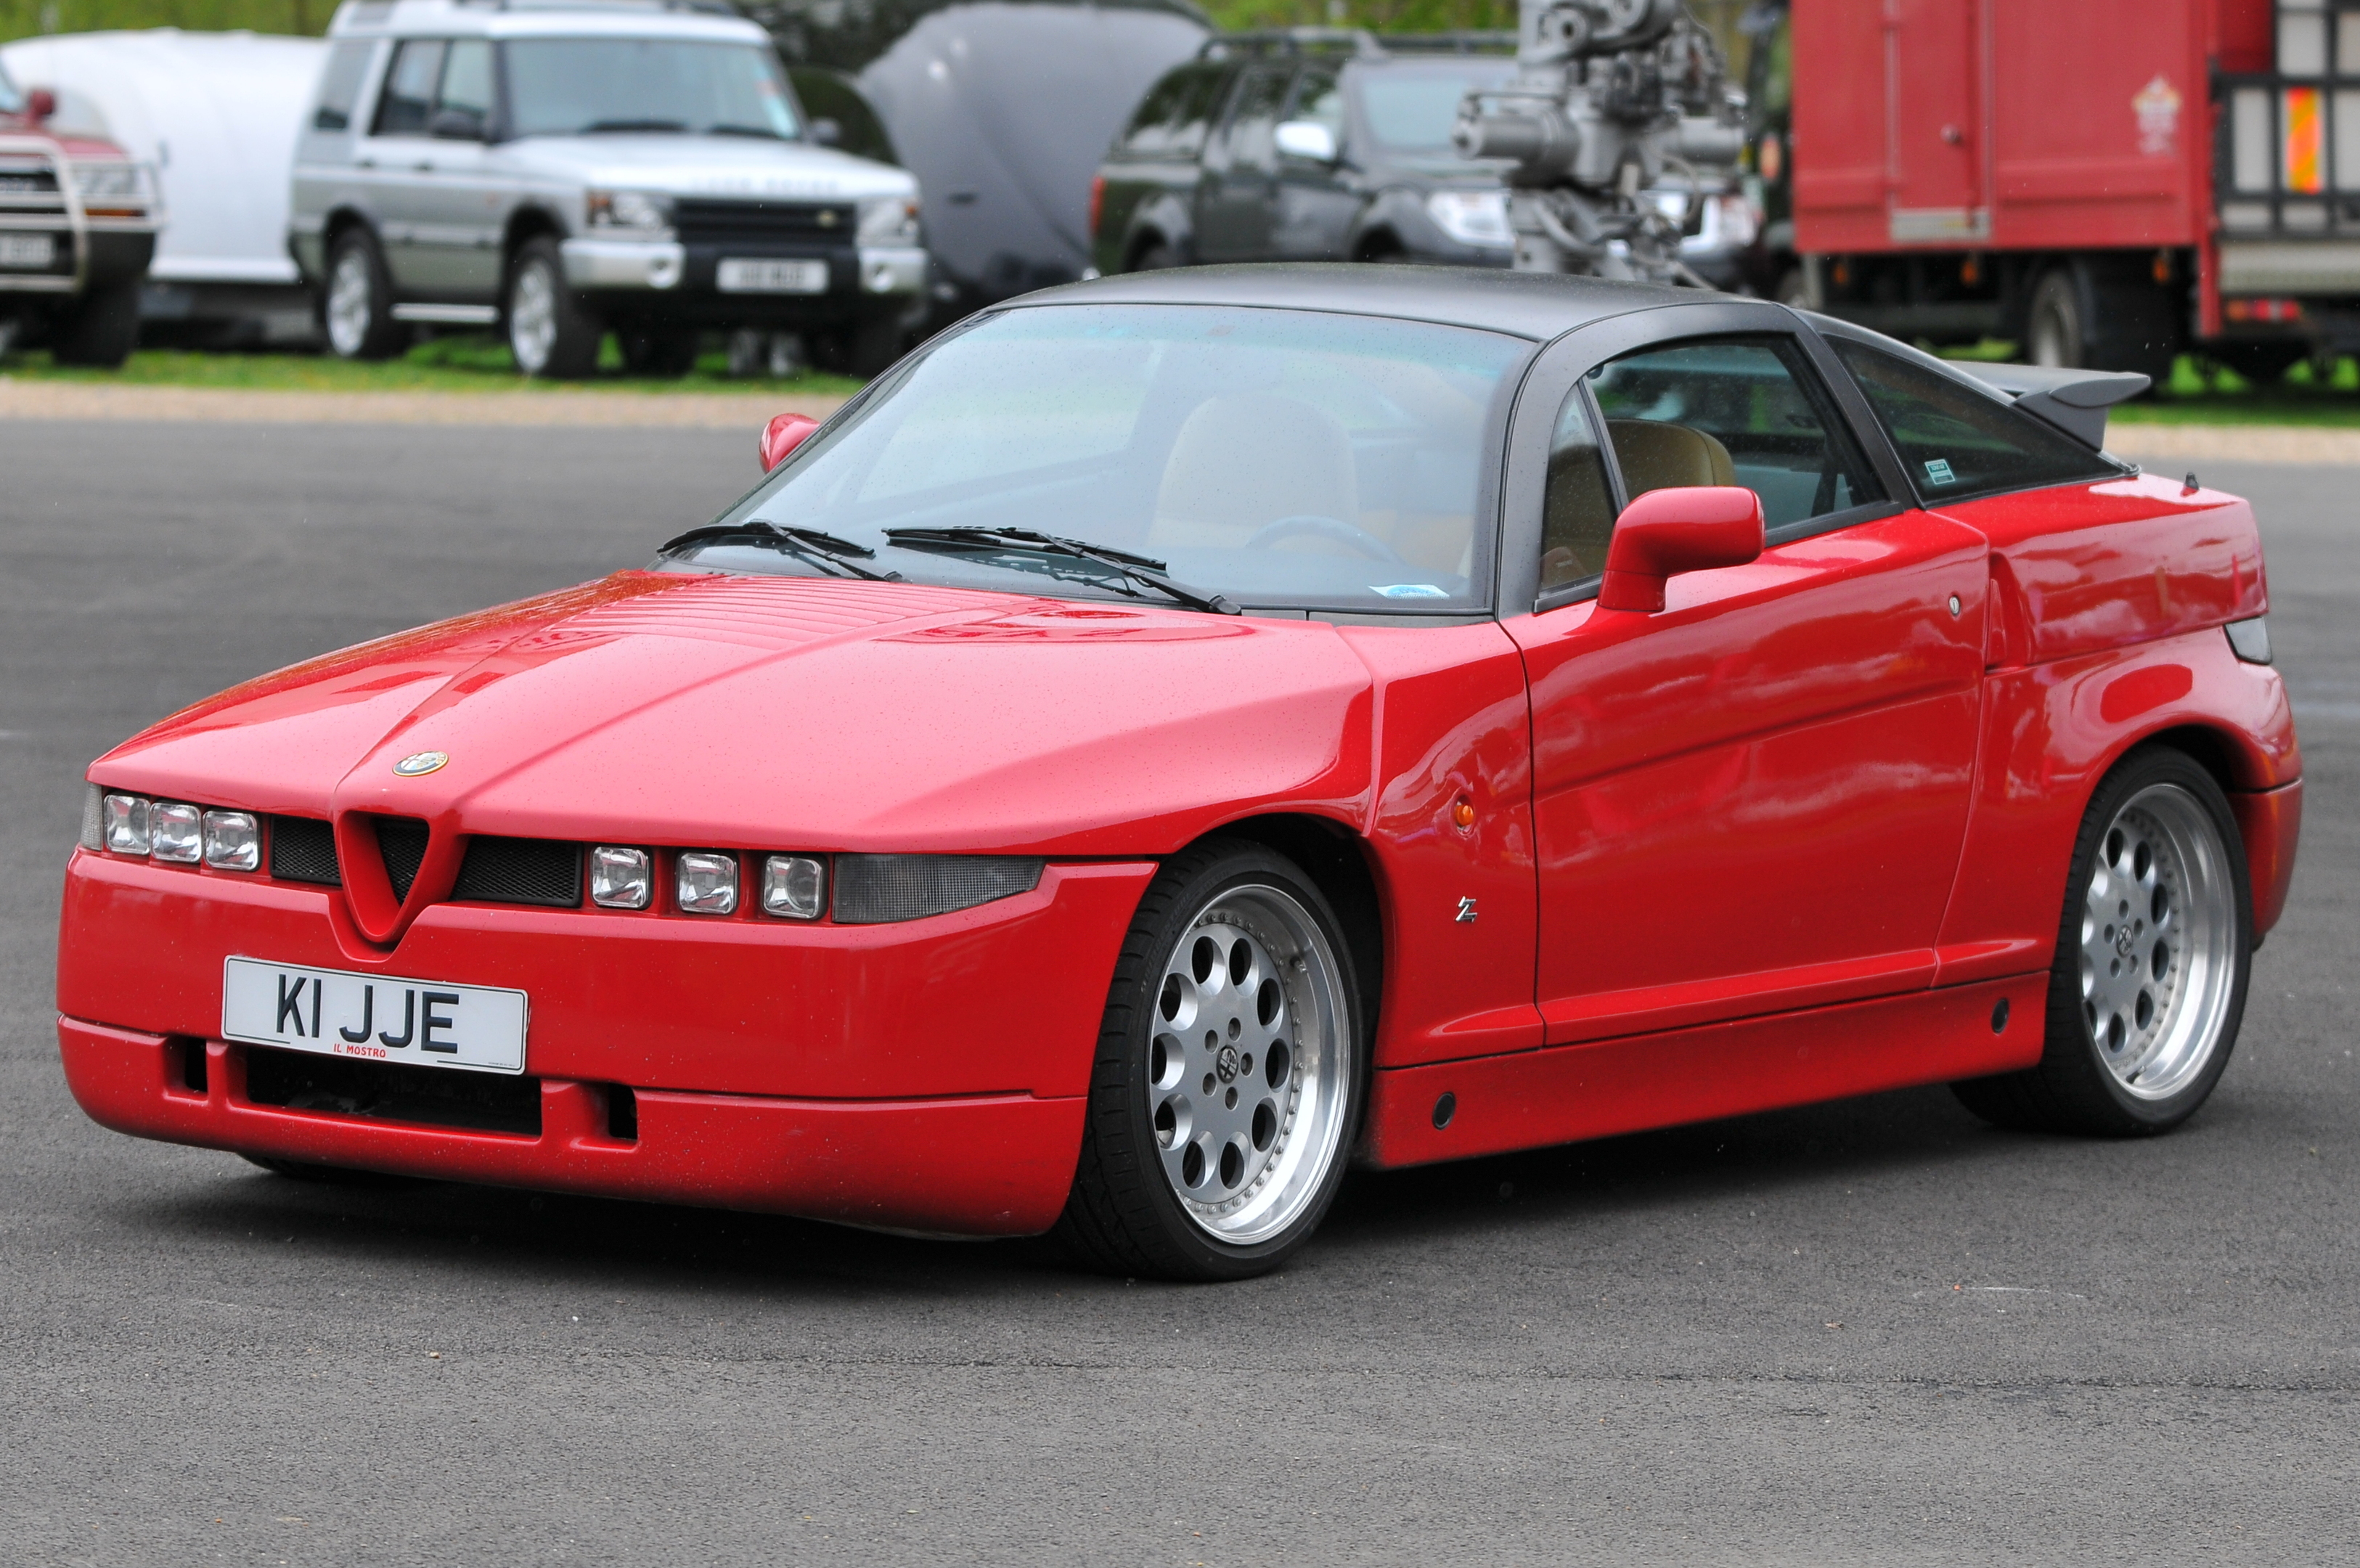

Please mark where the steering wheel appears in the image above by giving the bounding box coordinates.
[1243,513,1410,566]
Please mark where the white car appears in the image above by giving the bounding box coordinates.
[288,0,926,377]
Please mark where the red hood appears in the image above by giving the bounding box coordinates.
[91,571,1376,857]
[0,118,126,157]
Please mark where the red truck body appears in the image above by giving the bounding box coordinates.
[1784,0,2336,380]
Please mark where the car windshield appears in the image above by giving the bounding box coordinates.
[674,303,1530,613]
[505,38,799,139]
[1355,61,1513,153]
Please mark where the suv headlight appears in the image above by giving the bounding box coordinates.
[587,189,674,232]
[1426,189,1511,248]
[68,161,150,206]
[857,194,920,247]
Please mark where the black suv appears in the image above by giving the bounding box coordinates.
[1089,31,1518,274]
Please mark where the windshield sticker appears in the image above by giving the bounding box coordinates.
[1924,457,1958,486]
[1375,584,1450,599]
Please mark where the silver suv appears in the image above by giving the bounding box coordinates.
[290,0,925,377]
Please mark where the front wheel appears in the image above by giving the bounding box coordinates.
[1056,840,1365,1281]
[505,236,603,378]
[1953,746,2251,1135]
[51,278,142,367]
[321,228,406,361]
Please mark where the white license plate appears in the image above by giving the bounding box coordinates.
[716,257,829,294]
[0,232,56,269]
[221,957,528,1075]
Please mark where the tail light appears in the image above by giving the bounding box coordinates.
[1088,174,1106,237]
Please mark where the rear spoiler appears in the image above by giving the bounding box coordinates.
[1950,362,2149,450]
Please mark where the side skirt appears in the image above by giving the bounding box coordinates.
[1359,976,2045,1169]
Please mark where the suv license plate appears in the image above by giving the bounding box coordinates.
[0,233,56,269]
[717,257,829,294]
[221,957,528,1075]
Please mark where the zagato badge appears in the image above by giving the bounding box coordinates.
[393,751,448,777]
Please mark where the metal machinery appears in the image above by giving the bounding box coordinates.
[1450,0,1744,282]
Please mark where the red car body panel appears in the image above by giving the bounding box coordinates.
[53,363,2302,1240]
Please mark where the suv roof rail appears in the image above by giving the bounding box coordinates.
[1198,28,1516,62]
[439,0,741,15]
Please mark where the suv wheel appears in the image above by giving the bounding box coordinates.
[50,278,141,367]
[322,228,406,361]
[506,236,602,378]
[619,324,699,378]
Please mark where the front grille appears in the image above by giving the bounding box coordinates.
[243,1045,542,1136]
[269,816,341,885]
[673,197,852,245]
[453,836,581,907]
[375,816,430,901]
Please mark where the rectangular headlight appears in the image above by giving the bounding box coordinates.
[587,188,673,230]
[150,802,202,863]
[857,194,920,246]
[103,791,157,854]
[833,854,1042,924]
[203,810,260,871]
[677,851,739,915]
[590,845,653,909]
[762,854,827,919]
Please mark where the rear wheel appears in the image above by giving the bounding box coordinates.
[505,236,602,378]
[50,277,142,367]
[1056,840,1365,1281]
[2025,269,2086,368]
[321,228,406,361]
[1952,747,2250,1135]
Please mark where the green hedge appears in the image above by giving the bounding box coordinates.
[2,0,327,46]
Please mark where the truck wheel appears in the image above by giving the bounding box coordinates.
[1951,746,2250,1137]
[809,316,902,379]
[1054,839,1366,1282]
[49,277,141,367]
[619,325,699,378]
[322,229,407,361]
[505,236,603,378]
[2025,269,2086,368]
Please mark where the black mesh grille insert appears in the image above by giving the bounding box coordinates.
[375,817,430,901]
[673,197,852,243]
[268,817,342,885]
[242,1046,541,1136]
[452,836,582,908]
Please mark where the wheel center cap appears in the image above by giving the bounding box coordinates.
[1216,1045,1239,1083]
[2115,927,2136,956]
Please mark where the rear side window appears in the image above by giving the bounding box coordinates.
[1830,338,2120,502]
[311,41,376,132]
[372,39,445,136]
[1119,65,1229,159]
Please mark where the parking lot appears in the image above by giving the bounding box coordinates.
[3,412,2353,1564]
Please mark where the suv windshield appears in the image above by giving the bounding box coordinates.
[0,59,20,116]
[675,303,1530,612]
[506,38,799,139]
[1355,60,1512,154]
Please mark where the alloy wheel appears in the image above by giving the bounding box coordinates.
[325,247,375,359]
[508,259,558,375]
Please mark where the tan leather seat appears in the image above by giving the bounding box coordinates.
[1607,418,1736,498]
[1148,392,1361,552]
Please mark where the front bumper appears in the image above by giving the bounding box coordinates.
[560,236,926,297]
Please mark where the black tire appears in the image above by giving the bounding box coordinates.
[1127,240,1178,272]
[1951,746,2252,1136]
[243,1154,414,1188]
[505,235,603,379]
[319,227,407,362]
[1055,838,1368,1282]
[618,324,700,378]
[50,278,142,367]
[2025,269,2086,369]
[809,315,902,379]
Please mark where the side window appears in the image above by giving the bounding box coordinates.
[1540,390,1617,589]
[311,40,376,132]
[371,39,445,137]
[438,39,494,130]
[1291,67,1344,136]
[1119,65,1228,159]
[1586,337,1879,531]
[1829,338,2121,502]
[1212,65,1294,171]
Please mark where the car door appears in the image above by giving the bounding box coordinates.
[1193,62,1291,261]
[1499,301,1989,1047]
[404,38,504,301]
[355,38,446,291]
[1270,64,1356,261]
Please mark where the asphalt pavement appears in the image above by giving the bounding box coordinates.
[1,420,2353,1566]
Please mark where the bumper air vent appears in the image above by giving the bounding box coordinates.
[452,836,582,907]
[242,1045,542,1136]
[375,816,430,901]
[269,816,342,885]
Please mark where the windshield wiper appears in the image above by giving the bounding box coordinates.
[658,521,900,582]
[882,526,1239,615]
[582,118,687,134]
[706,123,787,139]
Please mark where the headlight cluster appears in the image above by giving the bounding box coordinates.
[585,844,1039,924]
[1426,189,1512,248]
[68,161,151,205]
[587,188,674,232]
[857,194,921,247]
[83,787,258,871]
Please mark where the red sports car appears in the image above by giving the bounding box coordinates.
[56,268,2300,1281]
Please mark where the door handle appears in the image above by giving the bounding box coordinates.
[414,161,434,172]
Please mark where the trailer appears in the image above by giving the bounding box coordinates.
[1783,0,2359,382]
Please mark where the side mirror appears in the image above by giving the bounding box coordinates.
[26,87,56,123]
[1274,119,1339,163]
[809,117,842,147]
[759,411,822,471]
[428,107,486,141]
[1596,486,1764,613]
